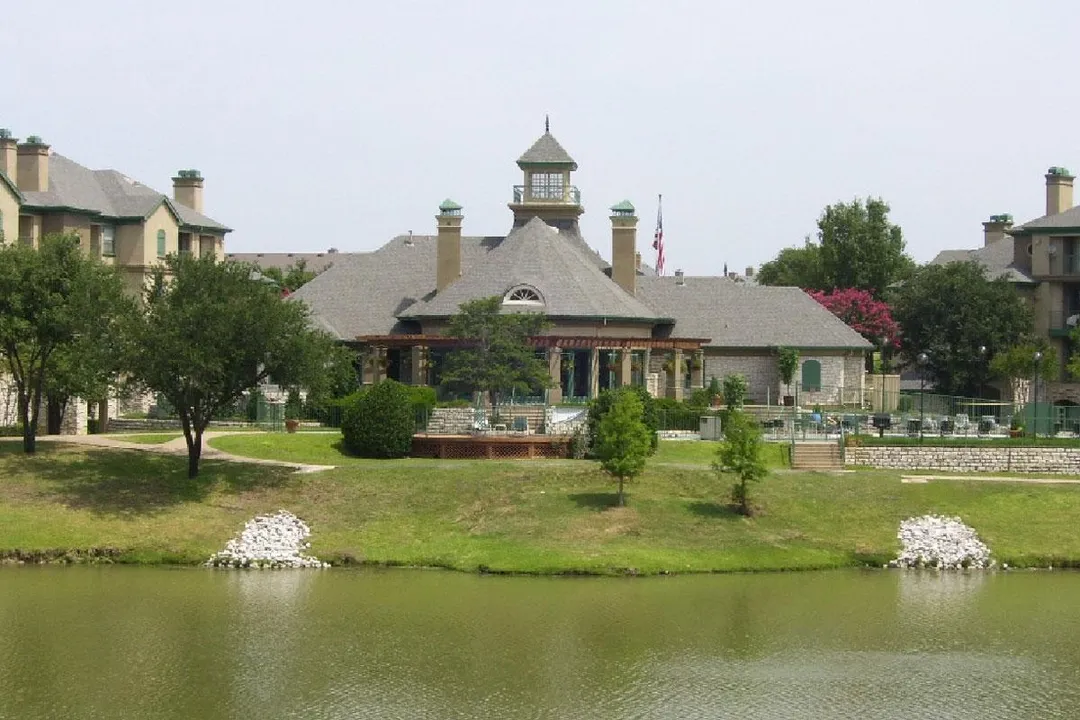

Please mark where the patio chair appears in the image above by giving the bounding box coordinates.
[472,408,489,433]
[511,416,529,434]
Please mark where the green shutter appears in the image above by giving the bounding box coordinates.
[157,229,166,257]
[801,360,821,392]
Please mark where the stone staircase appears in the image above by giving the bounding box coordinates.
[790,442,843,471]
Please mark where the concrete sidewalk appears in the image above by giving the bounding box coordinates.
[4,431,336,474]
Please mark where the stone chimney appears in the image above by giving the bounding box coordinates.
[16,135,49,193]
[609,200,638,295]
[1046,166,1074,216]
[0,129,16,181]
[675,269,685,286]
[172,169,204,213]
[982,214,1013,247]
[436,199,463,292]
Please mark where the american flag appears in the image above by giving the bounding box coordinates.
[652,194,665,276]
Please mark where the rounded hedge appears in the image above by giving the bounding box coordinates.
[587,386,659,455]
[341,380,415,458]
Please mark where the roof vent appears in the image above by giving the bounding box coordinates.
[0,129,11,139]
[25,135,45,145]
[675,269,685,286]
[404,231,414,247]
[327,247,338,253]
[177,169,202,179]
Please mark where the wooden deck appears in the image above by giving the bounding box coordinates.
[411,433,573,460]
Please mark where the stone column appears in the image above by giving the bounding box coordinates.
[410,346,427,386]
[617,349,633,387]
[667,349,684,400]
[589,348,600,399]
[643,348,654,396]
[97,399,110,434]
[547,347,563,404]
[691,350,704,390]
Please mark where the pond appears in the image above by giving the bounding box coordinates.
[1,568,1078,719]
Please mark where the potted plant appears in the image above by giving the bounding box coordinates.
[778,347,799,407]
[1009,417,1024,439]
[707,376,723,408]
[284,389,302,433]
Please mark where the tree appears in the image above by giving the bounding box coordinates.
[817,197,915,297]
[262,258,320,293]
[0,233,136,453]
[128,253,335,477]
[777,347,799,400]
[594,388,651,507]
[990,341,1057,413]
[440,296,552,407]
[808,288,900,371]
[893,261,1033,396]
[713,409,768,516]
[755,240,824,289]
[341,379,414,458]
[723,374,748,410]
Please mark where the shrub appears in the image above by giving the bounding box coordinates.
[587,386,658,455]
[723,374,748,410]
[341,380,414,458]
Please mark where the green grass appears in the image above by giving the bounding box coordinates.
[4,437,1080,573]
[110,433,183,445]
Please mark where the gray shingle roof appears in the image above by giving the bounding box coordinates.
[226,251,350,274]
[289,233,502,339]
[636,277,872,349]
[18,153,230,232]
[929,238,1033,284]
[1011,204,1080,233]
[401,217,663,321]
[517,132,577,168]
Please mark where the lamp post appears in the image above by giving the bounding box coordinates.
[879,337,890,413]
[917,352,929,440]
[1033,350,1043,439]
[976,345,987,432]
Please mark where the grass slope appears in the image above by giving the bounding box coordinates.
[1,437,1078,573]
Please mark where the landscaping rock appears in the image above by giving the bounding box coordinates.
[893,515,993,570]
[206,511,329,569]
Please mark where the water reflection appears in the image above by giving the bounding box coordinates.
[0,569,1079,719]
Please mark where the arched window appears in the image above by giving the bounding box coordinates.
[801,359,822,392]
[503,285,544,306]
[156,229,167,258]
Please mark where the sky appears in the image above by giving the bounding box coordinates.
[3,1,1075,274]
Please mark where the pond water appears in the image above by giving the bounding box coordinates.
[1,568,1079,719]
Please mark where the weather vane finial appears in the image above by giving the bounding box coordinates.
[545,114,550,133]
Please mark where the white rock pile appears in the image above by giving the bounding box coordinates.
[892,515,993,570]
[206,511,329,569]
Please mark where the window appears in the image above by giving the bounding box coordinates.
[503,285,544,306]
[801,359,822,392]
[156,229,166,258]
[528,172,564,201]
[102,225,115,257]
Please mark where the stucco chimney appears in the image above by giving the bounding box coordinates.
[436,199,463,292]
[635,251,642,272]
[982,214,1013,247]
[609,200,638,295]
[0,129,16,181]
[16,135,49,193]
[172,169,204,213]
[1046,166,1074,216]
[675,269,685,286]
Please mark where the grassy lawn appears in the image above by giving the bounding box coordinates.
[110,433,183,445]
[3,439,1080,573]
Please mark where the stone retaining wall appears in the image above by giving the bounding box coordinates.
[846,445,1080,474]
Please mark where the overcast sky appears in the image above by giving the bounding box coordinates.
[4,1,1073,274]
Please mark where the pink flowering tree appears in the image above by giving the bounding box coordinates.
[808,289,899,371]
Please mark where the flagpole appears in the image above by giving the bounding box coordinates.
[653,193,665,276]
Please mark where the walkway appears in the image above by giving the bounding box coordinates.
[5,431,336,474]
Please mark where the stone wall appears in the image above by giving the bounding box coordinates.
[846,445,1080,474]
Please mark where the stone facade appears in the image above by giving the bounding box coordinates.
[846,445,1080,474]
[697,351,864,406]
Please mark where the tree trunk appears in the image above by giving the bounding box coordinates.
[46,394,64,435]
[181,413,204,479]
[617,477,625,507]
[20,399,35,454]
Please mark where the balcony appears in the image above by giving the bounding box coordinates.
[1048,310,1080,337]
[512,185,581,205]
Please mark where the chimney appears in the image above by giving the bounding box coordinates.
[172,169,204,213]
[0,129,16,181]
[745,266,754,278]
[635,251,642,272]
[1046,166,1074,216]
[16,135,49,193]
[982,214,1013,247]
[436,199,463,292]
[609,200,638,295]
[675,269,685,286]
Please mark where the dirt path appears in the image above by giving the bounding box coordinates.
[5,431,336,474]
